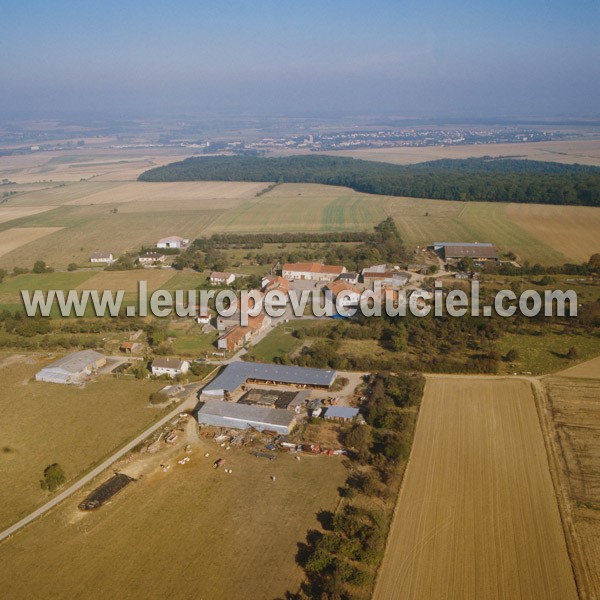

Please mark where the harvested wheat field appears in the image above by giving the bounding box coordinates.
[544,376,600,597]
[555,355,600,379]
[506,203,600,263]
[77,269,176,293]
[374,377,577,600]
[0,206,55,224]
[0,227,62,257]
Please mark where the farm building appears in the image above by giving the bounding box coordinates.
[282,262,346,282]
[362,270,410,287]
[151,357,190,378]
[325,280,361,307]
[217,314,272,352]
[433,242,499,261]
[157,235,189,249]
[324,406,360,422]
[35,350,106,385]
[196,399,297,434]
[120,341,143,353]
[262,275,290,294]
[338,272,359,285]
[90,252,114,263]
[239,389,310,412]
[210,271,235,285]
[137,252,166,264]
[202,362,337,397]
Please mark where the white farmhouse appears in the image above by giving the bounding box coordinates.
[151,357,190,378]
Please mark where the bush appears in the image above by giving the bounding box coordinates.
[149,391,169,405]
[40,463,66,492]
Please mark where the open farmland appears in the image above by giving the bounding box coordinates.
[0,227,63,258]
[0,205,55,224]
[0,147,194,183]
[543,375,600,598]
[0,441,346,600]
[505,203,600,263]
[555,355,600,379]
[0,180,269,268]
[205,182,389,233]
[373,377,577,600]
[0,355,165,530]
[0,177,595,267]
[329,138,600,167]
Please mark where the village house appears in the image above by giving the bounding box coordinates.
[282,262,346,282]
[151,357,190,378]
[210,271,235,285]
[362,269,411,288]
[157,235,189,249]
[325,280,362,307]
[137,252,166,265]
[90,252,114,264]
[338,271,359,285]
[216,313,271,352]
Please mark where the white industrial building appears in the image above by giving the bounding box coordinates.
[35,350,106,385]
[157,235,189,249]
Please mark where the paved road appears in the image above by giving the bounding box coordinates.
[0,388,201,544]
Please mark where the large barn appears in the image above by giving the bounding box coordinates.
[35,350,106,385]
[196,399,297,434]
[202,361,337,398]
[433,242,499,261]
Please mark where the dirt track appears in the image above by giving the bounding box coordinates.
[373,377,577,600]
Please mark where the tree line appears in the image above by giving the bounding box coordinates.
[139,155,600,206]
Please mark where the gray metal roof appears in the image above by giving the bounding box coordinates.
[203,361,337,394]
[197,399,296,427]
[434,242,494,247]
[39,350,105,374]
[324,406,360,419]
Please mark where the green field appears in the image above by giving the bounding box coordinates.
[496,330,600,375]
[0,355,166,530]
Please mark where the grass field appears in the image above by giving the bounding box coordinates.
[496,331,600,375]
[373,377,577,600]
[0,439,346,600]
[506,203,600,263]
[0,355,165,530]
[0,205,55,224]
[544,375,600,597]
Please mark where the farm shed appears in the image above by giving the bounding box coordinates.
[433,242,499,261]
[35,350,106,385]
[202,362,337,397]
[196,400,297,435]
[324,406,360,422]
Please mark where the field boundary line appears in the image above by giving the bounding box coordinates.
[530,377,591,600]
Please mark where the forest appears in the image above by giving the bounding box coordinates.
[139,155,600,206]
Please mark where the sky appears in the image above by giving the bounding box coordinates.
[1,0,599,120]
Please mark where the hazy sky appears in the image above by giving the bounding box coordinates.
[1,0,599,119]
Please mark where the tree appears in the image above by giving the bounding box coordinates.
[67,262,78,272]
[566,346,579,360]
[40,463,66,491]
[589,253,600,270]
[33,260,52,274]
[343,424,372,462]
[505,348,520,362]
[0,268,6,284]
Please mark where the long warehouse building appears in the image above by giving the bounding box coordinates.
[202,361,337,397]
[196,399,297,435]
